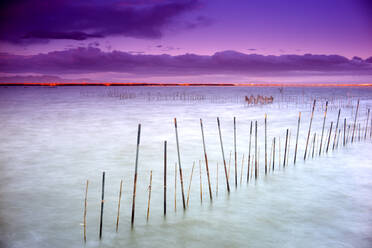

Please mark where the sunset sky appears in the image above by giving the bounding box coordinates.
[0,0,371,83]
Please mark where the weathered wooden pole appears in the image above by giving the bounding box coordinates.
[283,129,289,167]
[186,162,195,207]
[247,121,252,182]
[365,109,370,140]
[286,130,291,166]
[294,112,301,164]
[304,100,316,160]
[217,117,230,192]
[326,122,333,153]
[272,137,276,171]
[131,124,141,229]
[174,118,186,210]
[116,180,123,232]
[163,141,167,216]
[146,171,153,222]
[265,114,267,175]
[319,101,328,155]
[312,133,316,158]
[99,171,105,238]
[343,118,346,146]
[255,121,258,180]
[269,139,273,172]
[83,180,88,242]
[200,119,213,200]
[278,137,281,167]
[332,109,341,150]
[234,117,237,188]
[351,99,359,143]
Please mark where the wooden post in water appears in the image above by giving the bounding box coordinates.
[131,124,141,229]
[278,137,281,167]
[294,112,301,164]
[312,133,316,158]
[146,171,152,222]
[83,180,88,242]
[286,130,291,166]
[365,109,370,140]
[116,180,123,232]
[163,141,167,216]
[255,121,258,180]
[247,121,253,182]
[265,114,267,175]
[272,137,276,172]
[234,117,237,188]
[352,99,359,143]
[326,122,333,153]
[174,118,186,210]
[319,101,328,155]
[343,118,346,146]
[269,139,273,172]
[304,100,316,160]
[186,162,195,207]
[217,117,230,192]
[240,154,245,184]
[99,172,105,239]
[283,129,289,167]
[333,109,341,150]
[200,119,213,200]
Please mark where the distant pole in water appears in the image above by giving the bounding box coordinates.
[199,160,202,203]
[234,117,238,188]
[131,124,141,229]
[333,109,341,150]
[83,180,88,242]
[175,162,177,211]
[294,112,301,164]
[200,119,213,200]
[163,141,167,216]
[264,114,268,175]
[174,118,186,210]
[146,171,153,222]
[255,121,258,180]
[186,162,195,207]
[312,133,316,158]
[365,109,370,140]
[304,100,316,160]
[247,121,252,182]
[319,101,328,155]
[326,122,333,153]
[343,118,346,146]
[116,180,123,232]
[99,172,105,239]
[286,130,291,166]
[283,129,289,167]
[278,137,281,167]
[272,137,276,171]
[217,117,230,193]
[269,139,273,173]
[352,99,359,143]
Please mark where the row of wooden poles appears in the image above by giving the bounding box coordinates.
[82,99,371,242]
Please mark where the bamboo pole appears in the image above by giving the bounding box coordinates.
[332,109,341,150]
[234,117,237,188]
[99,172,105,239]
[365,109,370,140]
[174,118,186,210]
[286,130,291,166]
[343,118,346,146]
[255,121,258,180]
[269,139,273,173]
[199,160,202,203]
[116,180,123,232]
[200,119,213,200]
[240,154,245,185]
[278,137,281,167]
[186,162,195,207]
[83,180,88,242]
[312,133,316,158]
[304,100,316,160]
[217,117,230,192]
[294,112,301,164]
[175,162,177,211]
[283,129,289,167]
[164,141,167,216]
[319,101,328,155]
[326,122,333,153]
[146,171,152,222]
[247,121,252,182]
[131,124,141,229]
[272,137,276,172]
[265,114,267,175]
[352,99,359,143]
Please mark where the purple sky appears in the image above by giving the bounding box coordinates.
[0,0,371,83]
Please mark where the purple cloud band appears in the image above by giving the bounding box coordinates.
[0,47,371,76]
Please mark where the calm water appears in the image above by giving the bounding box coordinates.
[0,86,372,248]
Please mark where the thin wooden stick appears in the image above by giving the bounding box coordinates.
[186,162,195,207]
[228,151,232,180]
[247,121,252,182]
[304,100,316,160]
[312,133,316,158]
[255,121,258,180]
[319,101,328,155]
[343,118,346,146]
[352,99,359,143]
[164,141,167,216]
[234,116,237,188]
[131,124,141,229]
[336,128,341,148]
[217,117,230,192]
[365,109,370,140]
[294,112,301,164]
[286,130,291,166]
[199,160,202,203]
[147,171,152,222]
[116,180,123,232]
[174,118,186,210]
[278,137,281,168]
[326,122,333,153]
[283,129,289,167]
[272,137,276,172]
[269,139,273,173]
[175,162,177,211]
[265,114,267,175]
[240,154,245,185]
[332,109,341,150]
[200,119,213,200]
[83,180,88,242]
[99,172,105,239]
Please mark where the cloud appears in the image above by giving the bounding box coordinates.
[0,0,199,43]
[0,74,95,83]
[0,48,371,77]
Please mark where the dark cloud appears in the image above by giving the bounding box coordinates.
[0,48,371,76]
[0,75,94,83]
[0,0,199,43]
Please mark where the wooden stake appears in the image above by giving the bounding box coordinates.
[286,130,291,166]
[186,162,195,207]
[99,171,105,239]
[174,118,186,210]
[319,101,328,155]
[131,124,141,229]
[332,109,341,150]
[283,129,289,167]
[83,180,88,242]
[217,117,230,192]
[200,119,213,200]
[326,122,333,153]
[234,117,237,188]
[269,139,273,173]
[312,133,316,158]
[304,100,316,160]
[352,99,359,143]
[146,171,152,222]
[343,118,346,146]
[272,137,276,172]
[294,112,301,164]
[255,121,258,180]
[116,180,123,232]
[164,141,167,216]
[265,114,267,175]
[247,121,252,182]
